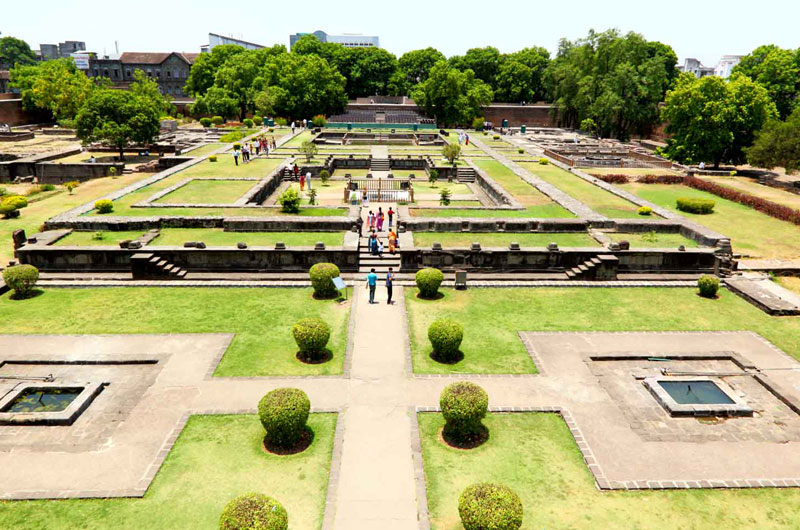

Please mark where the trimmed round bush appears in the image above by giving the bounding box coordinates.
[2,195,28,210]
[538,158,549,165]
[493,135,500,140]
[458,483,523,530]
[219,493,288,530]
[211,115,224,126]
[440,381,488,440]
[94,199,114,214]
[518,148,524,154]
[252,116,263,126]
[0,203,20,218]
[428,319,464,361]
[209,155,218,162]
[697,274,720,298]
[2,264,39,298]
[676,197,715,214]
[243,118,254,127]
[199,117,212,128]
[637,206,653,216]
[415,268,444,298]
[309,262,340,298]
[292,317,331,359]
[258,388,310,449]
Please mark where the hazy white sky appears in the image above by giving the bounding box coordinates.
[2,0,798,66]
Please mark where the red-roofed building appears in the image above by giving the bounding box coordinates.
[87,52,198,97]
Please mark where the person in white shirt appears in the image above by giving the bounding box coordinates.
[306,171,312,189]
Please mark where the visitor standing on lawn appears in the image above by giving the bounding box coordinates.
[366,268,378,304]
[385,267,395,304]
[233,147,240,166]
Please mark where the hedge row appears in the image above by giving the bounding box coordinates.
[683,176,800,226]
[595,173,684,185]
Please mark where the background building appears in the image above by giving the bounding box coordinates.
[678,56,743,79]
[201,33,265,53]
[714,55,743,78]
[289,31,379,49]
[87,52,198,97]
[39,41,86,60]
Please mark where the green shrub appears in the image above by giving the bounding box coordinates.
[676,197,715,214]
[493,135,500,140]
[2,264,39,298]
[472,116,484,131]
[64,181,80,194]
[730,170,737,176]
[292,317,331,359]
[428,319,463,361]
[275,117,287,127]
[697,274,720,298]
[638,206,653,216]
[94,199,114,214]
[40,183,56,192]
[211,115,224,126]
[0,203,19,218]
[2,195,28,210]
[539,158,549,165]
[278,188,301,213]
[199,117,212,128]
[428,169,439,187]
[518,148,524,154]
[415,268,444,298]
[458,483,523,530]
[209,155,218,162]
[439,187,452,206]
[243,118,254,128]
[108,166,117,177]
[0,187,6,197]
[440,382,488,440]
[220,130,245,143]
[312,114,327,127]
[319,169,330,185]
[219,493,288,530]
[269,127,275,133]
[308,262,340,298]
[252,116,263,126]
[233,143,241,150]
[258,388,310,449]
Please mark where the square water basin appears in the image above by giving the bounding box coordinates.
[643,377,752,417]
[0,387,83,413]
[0,382,105,425]
[657,380,735,405]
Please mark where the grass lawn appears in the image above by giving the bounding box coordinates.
[419,412,800,530]
[154,179,256,204]
[520,162,643,218]
[185,143,224,156]
[416,200,484,207]
[0,414,336,530]
[152,229,345,247]
[620,183,800,259]
[412,182,472,195]
[413,232,600,248]
[777,276,800,295]
[608,232,701,248]
[587,167,684,177]
[54,230,148,246]
[472,159,559,208]
[283,131,315,147]
[0,288,351,377]
[702,176,800,211]
[409,205,574,218]
[405,288,800,374]
[0,172,152,263]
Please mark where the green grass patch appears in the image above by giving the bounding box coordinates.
[412,182,472,196]
[473,159,560,208]
[609,232,701,248]
[153,229,345,247]
[54,230,148,246]
[620,183,800,259]
[409,205,574,218]
[702,177,800,211]
[0,414,336,530]
[413,232,600,248]
[185,143,224,157]
[405,287,800,374]
[520,162,643,218]
[154,179,256,205]
[282,131,315,147]
[0,288,351,377]
[777,276,800,295]
[419,412,800,530]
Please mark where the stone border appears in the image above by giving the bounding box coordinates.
[0,381,105,425]
[642,377,753,417]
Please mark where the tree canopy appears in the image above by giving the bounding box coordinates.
[733,44,800,119]
[412,62,493,126]
[746,106,800,174]
[661,73,777,168]
[0,36,36,68]
[10,58,96,121]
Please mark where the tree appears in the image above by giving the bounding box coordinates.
[580,118,598,135]
[442,143,461,165]
[413,62,493,127]
[299,140,318,162]
[191,86,239,119]
[10,58,95,121]
[262,53,347,119]
[0,36,36,68]
[494,60,535,102]
[398,47,446,84]
[502,47,550,101]
[746,106,800,174]
[76,88,161,161]
[344,47,399,98]
[733,45,799,119]
[661,73,777,168]
[544,29,678,139]
[451,47,502,88]
[129,70,171,115]
[184,44,246,96]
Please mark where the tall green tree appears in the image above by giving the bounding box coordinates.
[502,47,550,101]
[733,45,799,119]
[10,58,95,121]
[494,61,535,102]
[398,47,446,84]
[184,44,246,96]
[0,36,36,68]
[412,62,493,126]
[450,47,502,88]
[259,53,347,119]
[661,73,777,168]
[746,106,800,174]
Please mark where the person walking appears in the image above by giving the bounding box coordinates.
[366,268,378,304]
[293,164,299,181]
[385,267,395,304]
[300,172,306,191]
[388,229,397,254]
[362,189,369,208]
[378,239,384,258]
[306,171,312,190]
[377,207,384,232]
[387,207,394,228]
[465,133,469,146]
[233,146,241,166]
[303,118,308,129]
[291,121,296,134]
[356,216,364,236]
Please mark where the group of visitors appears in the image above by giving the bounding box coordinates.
[290,119,310,134]
[366,267,396,305]
[232,137,278,166]
[457,131,470,145]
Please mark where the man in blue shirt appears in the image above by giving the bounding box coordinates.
[366,268,378,304]
[386,267,395,305]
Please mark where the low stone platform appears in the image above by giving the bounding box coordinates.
[726,276,800,315]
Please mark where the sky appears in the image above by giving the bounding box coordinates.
[1,0,798,67]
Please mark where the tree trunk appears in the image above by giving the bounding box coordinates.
[119,145,125,162]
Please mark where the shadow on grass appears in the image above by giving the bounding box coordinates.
[7,289,45,301]
[416,291,445,301]
[262,425,315,455]
[296,348,333,365]
[429,349,464,365]
[440,423,489,450]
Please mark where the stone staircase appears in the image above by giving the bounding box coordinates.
[130,253,187,280]
[456,167,476,182]
[565,254,619,280]
[370,158,391,172]
[358,236,401,274]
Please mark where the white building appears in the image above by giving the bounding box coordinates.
[678,56,743,79]
[290,31,380,49]
[202,33,265,53]
[714,55,743,78]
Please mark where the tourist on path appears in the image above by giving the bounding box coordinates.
[377,208,384,232]
[306,171,312,189]
[300,172,306,191]
[291,121,296,134]
[356,216,364,236]
[388,229,397,254]
[385,267,395,304]
[293,164,299,180]
[362,189,369,208]
[368,211,376,230]
[465,134,469,146]
[366,268,378,304]
[387,207,394,228]
[233,147,240,166]
[378,239,384,258]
